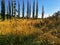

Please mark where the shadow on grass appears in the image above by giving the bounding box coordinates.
[0,34,39,45]
[0,34,56,45]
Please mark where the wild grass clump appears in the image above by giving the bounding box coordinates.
[0,18,60,45]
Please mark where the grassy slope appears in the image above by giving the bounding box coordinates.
[0,18,60,45]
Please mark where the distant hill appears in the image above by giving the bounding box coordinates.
[53,11,60,18]
[47,11,60,20]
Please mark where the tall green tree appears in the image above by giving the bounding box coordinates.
[36,0,38,19]
[27,0,29,18]
[8,0,11,19]
[18,0,20,18]
[1,0,5,21]
[42,5,44,19]
[12,0,16,17]
[32,0,35,18]
[6,5,9,19]
[12,0,13,17]
[22,0,24,18]
[29,0,31,18]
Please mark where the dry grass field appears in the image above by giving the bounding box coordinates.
[0,18,60,45]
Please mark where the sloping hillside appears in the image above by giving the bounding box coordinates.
[0,18,60,45]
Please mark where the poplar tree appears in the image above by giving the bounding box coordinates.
[27,0,29,18]
[12,0,13,17]
[42,5,44,19]
[32,0,35,18]
[8,0,11,19]
[29,0,31,18]
[18,0,20,18]
[36,0,38,19]
[1,0,5,21]
[22,0,24,18]
[6,5,9,19]
[12,0,16,17]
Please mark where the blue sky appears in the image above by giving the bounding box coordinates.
[0,0,60,18]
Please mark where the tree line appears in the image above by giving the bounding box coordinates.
[0,0,44,21]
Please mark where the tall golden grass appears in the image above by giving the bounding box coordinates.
[0,18,60,45]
